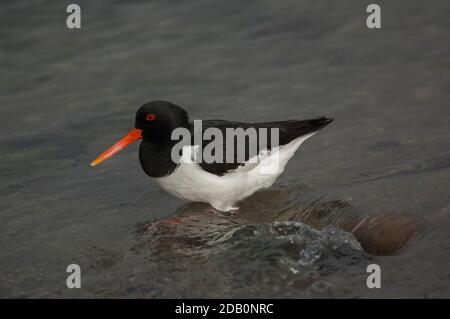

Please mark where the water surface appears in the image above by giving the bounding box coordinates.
[0,0,449,298]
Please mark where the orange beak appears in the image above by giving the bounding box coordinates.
[91,128,143,167]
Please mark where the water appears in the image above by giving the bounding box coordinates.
[1,0,449,298]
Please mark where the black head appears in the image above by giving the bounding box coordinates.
[134,101,190,141]
[90,100,190,167]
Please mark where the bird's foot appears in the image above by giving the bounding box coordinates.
[219,206,240,217]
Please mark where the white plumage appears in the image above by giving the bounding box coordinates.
[155,133,315,211]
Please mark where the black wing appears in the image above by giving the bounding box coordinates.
[189,117,333,176]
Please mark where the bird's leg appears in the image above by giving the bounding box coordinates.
[218,206,240,217]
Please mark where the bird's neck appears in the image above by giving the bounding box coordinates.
[138,139,178,178]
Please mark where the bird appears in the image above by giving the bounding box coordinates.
[91,100,333,212]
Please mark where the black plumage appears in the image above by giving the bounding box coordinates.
[195,117,333,176]
[136,101,333,178]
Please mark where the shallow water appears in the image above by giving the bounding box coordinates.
[0,0,449,298]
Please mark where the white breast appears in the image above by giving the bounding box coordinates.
[154,133,315,211]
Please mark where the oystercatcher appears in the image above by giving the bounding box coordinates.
[91,100,333,211]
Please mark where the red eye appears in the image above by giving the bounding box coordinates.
[146,113,156,121]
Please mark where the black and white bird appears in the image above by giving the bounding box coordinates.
[91,100,333,211]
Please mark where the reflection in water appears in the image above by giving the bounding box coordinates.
[82,186,432,298]
[126,187,427,296]
[133,194,372,296]
[136,188,425,258]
